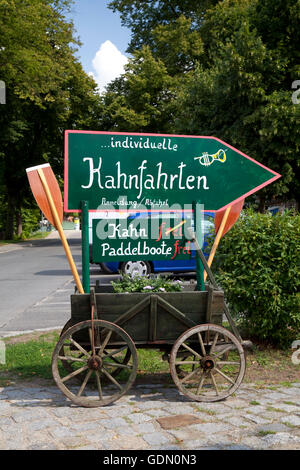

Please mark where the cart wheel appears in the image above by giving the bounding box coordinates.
[52,320,138,407]
[175,353,194,379]
[104,346,132,378]
[58,319,78,377]
[58,320,132,381]
[170,323,246,402]
[60,319,75,336]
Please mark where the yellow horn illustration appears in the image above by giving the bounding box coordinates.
[194,149,227,167]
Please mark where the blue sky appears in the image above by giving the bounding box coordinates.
[67,0,131,92]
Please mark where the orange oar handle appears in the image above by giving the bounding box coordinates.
[204,206,231,282]
[37,168,84,294]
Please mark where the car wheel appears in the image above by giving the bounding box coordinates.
[98,263,114,274]
[120,261,151,277]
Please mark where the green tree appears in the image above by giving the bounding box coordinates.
[0,0,77,106]
[98,12,205,134]
[0,0,102,238]
[174,0,300,208]
[99,46,175,133]
[108,0,218,53]
[104,0,299,208]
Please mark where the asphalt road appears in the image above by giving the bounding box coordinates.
[0,230,195,337]
[0,230,115,336]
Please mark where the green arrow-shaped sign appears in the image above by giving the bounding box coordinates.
[65,131,280,212]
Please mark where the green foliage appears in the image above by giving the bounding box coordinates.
[174,0,300,205]
[0,190,7,236]
[111,274,184,293]
[2,0,298,240]
[105,0,300,207]
[19,207,41,238]
[0,191,40,239]
[0,0,78,106]
[108,0,217,53]
[0,0,102,239]
[151,15,203,75]
[211,210,300,347]
[100,46,175,133]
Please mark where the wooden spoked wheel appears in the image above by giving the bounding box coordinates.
[58,319,78,377]
[170,323,246,402]
[52,320,138,407]
[58,320,132,381]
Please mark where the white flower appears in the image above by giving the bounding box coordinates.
[144,285,153,290]
[159,287,166,292]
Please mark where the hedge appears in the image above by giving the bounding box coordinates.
[210,209,300,348]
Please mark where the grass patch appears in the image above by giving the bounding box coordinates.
[0,330,300,387]
[250,400,260,405]
[0,332,60,381]
[257,430,277,437]
[278,381,292,387]
[282,421,297,429]
[266,406,284,413]
[244,345,300,385]
[196,407,216,416]
[0,333,170,385]
[26,231,51,241]
[0,377,13,387]
[0,231,50,246]
[136,349,169,375]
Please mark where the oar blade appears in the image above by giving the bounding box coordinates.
[214,199,244,237]
[26,163,63,229]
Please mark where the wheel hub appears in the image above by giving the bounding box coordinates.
[88,356,102,370]
[201,355,215,371]
[125,261,147,277]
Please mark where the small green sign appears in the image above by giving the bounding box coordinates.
[92,216,195,262]
[65,131,280,212]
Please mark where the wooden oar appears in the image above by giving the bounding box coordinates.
[26,164,63,228]
[214,199,244,237]
[26,163,84,294]
[204,199,244,281]
[165,220,186,236]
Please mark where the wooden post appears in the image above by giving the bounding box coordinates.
[193,201,204,291]
[188,226,243,342]
[37,168,84,294]
[81,200,90,294]
[204,206,231,281]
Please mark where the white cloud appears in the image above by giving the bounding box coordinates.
[90,40,128,93]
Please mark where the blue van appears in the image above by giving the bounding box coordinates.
[91,212,215,276]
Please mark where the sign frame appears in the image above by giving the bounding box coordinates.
[91,215,195,263]
[64,130,281,213]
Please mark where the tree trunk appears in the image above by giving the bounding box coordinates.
[5,194,15,240]
[16,209,23,237]
[258,195,266,213]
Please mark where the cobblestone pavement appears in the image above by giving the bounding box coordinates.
[0,380,300,450]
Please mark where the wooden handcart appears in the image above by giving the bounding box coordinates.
[51,247,246,408]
